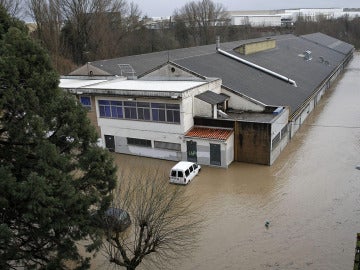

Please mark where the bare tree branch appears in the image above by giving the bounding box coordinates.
[102,160,203,270]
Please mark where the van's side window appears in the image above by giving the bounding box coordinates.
[185,170,190,177]
[171,170,177,177]
[193,164,197,169]
[189,166,194,173]
[178,171,183,177]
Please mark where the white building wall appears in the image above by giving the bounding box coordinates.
[231,15,281,27]
[194,98,212,118]
[270,107,289,140]
[184,135,234,168]
[222,88,265,112]
[269,107,290,165]
[226,133,235,167]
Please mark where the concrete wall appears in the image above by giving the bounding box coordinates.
[222,88,265,112]
[235,121,271,165]
[235,39,276,55]
[194,98,213,118]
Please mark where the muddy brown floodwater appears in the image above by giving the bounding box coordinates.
[89,53,360,270]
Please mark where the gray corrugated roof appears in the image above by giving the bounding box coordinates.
[301,32,354,55]
[78,33,353,117]
[89,41,244,77]
[196,91,229,105]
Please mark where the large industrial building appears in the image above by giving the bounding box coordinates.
[61,33,354,167]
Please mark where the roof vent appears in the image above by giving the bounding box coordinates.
[118,64,136,79]
[304,50,312,61]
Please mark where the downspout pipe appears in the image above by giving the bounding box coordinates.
[217,48,297,87]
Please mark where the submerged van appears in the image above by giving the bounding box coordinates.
[169,161,201,185]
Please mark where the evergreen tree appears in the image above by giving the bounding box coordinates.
[0,6,116,269]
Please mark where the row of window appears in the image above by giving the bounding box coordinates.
[127,137,181,151]
[272,124,289,150]
[98,100,180,124]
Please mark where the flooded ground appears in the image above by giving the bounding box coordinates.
[90,53,360,270]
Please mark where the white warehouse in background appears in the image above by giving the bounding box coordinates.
[231,15,282,27]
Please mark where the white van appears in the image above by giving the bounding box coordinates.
[169,161,201,185]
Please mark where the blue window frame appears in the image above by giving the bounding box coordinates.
[124,101,137,119]
[137,102,150,120]
[166,104,180,123]
[151,103,166,122]
[98,100,180,124]
[98,100,123,118]
[110,101,123,118]
[80,96,91,110]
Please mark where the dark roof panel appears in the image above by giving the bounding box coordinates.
[301,32,354,55]
[196,91,229,105]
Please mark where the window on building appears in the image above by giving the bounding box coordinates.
[99,100,180,124]
[99,100,111,117]
[281,124,289,138]
[272,133,281,149]
[98,100,123,119]
[154,141,181,151]
[166,104,180,123]
[151,103,166,122]
[80,96,91,110]
[137,102,151,121]
[127,137,151,147]
[110,101,123,118]
[124,101,137,119]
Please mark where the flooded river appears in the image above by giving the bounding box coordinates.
[90,53,360,270]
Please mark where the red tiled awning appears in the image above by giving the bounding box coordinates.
[185,126,233,141]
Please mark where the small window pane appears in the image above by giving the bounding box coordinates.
[166,104,179,110]
[80,96,91,106]
[111,101,122,106]
[159,110,166,121]
[137,102,150,107]
[173,111,180,123]
[166,110,174,122]
[178,171,183,177]
[151,103,165,109]
[99,100,110,105]
[124,101,136,106]
[144,109,150,120]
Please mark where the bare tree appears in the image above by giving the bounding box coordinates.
[0,0,22,17]
[102,163,202,270]
[28,0,64,69]
[173,0,228,45]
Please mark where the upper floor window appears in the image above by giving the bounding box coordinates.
[98,99,180,124]
[80,96,91,110]
[99,100,123,119]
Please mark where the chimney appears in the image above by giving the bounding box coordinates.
[216,36,220,51]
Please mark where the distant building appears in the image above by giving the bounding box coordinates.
[228,8,360,27]
[62,33,353,166]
